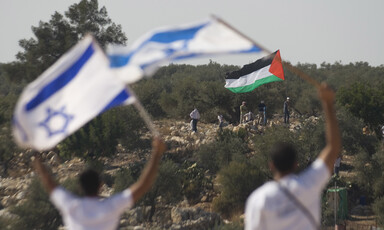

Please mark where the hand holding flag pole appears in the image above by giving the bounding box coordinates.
[211,15,321,89]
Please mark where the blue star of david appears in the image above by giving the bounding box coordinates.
[39,106,74,137]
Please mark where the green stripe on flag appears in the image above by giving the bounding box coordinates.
[226,75,282,93]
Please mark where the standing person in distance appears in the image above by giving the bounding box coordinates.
[283,97,290,124]
[258,101,267,126]
[245,83,341,230]
[33,137,166,230]
[190,108,200,133]
[334,155,342,176]
[240,101,248,124]
[218,114,224,131]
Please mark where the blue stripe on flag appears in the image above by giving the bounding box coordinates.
[137,45,263,70]
[101,89,130,113]
[147,23,207,43]
[171,46,263,61]
[25,43,95,112]
[109,53,133,68]
[109,22,209,68]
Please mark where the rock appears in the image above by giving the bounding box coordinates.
[0,209,17,220]
[171,207,188,224]
[171,207,222,229]
[123,206,151,225]
[171,130,180,136]
[133,226,145,230]
[170,136,186,144]
[47,151,55,159]
[1,195,15,207]
[16,191,26,200]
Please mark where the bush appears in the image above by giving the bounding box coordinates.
[352,149,375,197]
[9,178,62,230]
[137,160,183,221]
[113,159,147,194]
[213,161,265,218]
[8,176,86,230]
[58,106,144,160]
[373,196,384,226]
[180,161,213,204]
[338,108,378,156]
[113,167,136,194]
[0,215,14,230]
[372,146,384,198]
[195,130,249,174]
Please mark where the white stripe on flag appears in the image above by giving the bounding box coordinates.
[225,65,272,88]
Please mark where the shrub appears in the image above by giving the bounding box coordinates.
[138,160,183,221]
[213,161,265,218]
[9,178,62,230]
[8,176,85,230]
[58,106,144,160]
[373,196,384,226]
[195,130,249,174]
[337,108,378,156]
[180,161,213,204]
[0,215,14,230]
[352,149,375,197]
[113,167,135,194]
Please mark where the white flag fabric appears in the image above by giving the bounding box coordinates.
[108,17,262,84]
[13,35,136,151]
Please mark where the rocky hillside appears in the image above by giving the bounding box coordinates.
[0,115,374,229]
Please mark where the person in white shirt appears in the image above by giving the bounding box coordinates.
[33,137,166,230]
[245,83,341,230]
[190,108,200,132]
[218,114,224,131]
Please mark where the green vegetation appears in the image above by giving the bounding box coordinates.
[9,179,62,230]
[195,129,249,174]
[1,0,384,228]
[213,161,265,218]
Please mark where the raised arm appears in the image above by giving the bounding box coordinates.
[130,137,166,203]
[33,155,58,195]
[317,83,341,173]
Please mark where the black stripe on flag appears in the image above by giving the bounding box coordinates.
[225,50,278,80]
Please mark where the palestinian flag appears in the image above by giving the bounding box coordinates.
[225,50,284,93]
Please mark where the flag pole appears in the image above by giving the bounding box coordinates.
[126,85,160,137]
[211,15,321,89]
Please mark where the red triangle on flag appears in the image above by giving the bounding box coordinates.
[269,50,285,80]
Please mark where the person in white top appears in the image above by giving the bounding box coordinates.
[245,83,341,230]
[190,108,200,132]
[33,137,166,230]
[218,114,224,131]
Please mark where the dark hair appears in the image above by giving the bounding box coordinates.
[270,142,297,173]
[79,169,101,196]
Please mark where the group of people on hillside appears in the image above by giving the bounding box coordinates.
[239,101,267,125]
[33,83,340,230]
[238,96,290,126]
[189,95,290,133]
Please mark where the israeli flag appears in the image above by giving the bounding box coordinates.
[13,35,135,151]
[107,17,262,84]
